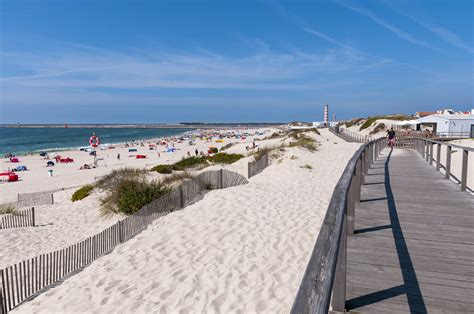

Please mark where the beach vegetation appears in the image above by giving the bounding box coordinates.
[344,118,364,128]
[160,172,192,187]
[302,164,313,170]
[359,115,413,131]
[210,153,244,164]
[219,143,234,151]
[172,156,208,171]
[96,168,146,191]
[71,185,94,202]
[0,204,17,215]
[289,133,318,152]
[151,164,173,174]
[370,123,386,135]
[290,155,298,160]
[101,178,170,216]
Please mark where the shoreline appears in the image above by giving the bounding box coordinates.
[1,123,284,129]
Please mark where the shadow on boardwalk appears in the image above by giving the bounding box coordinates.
[346,149,474,313]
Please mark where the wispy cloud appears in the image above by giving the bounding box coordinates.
[337,2,439,51]
[0,41,387,94]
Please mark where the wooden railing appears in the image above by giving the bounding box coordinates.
[248,153,269,178]
[329,127,369,143]
[0,170,248,313]
[412,138,473,192]
[291,137,386,313]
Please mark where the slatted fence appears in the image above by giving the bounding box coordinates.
[0,208,35,230]
[1,194,54,212]
[0,169,248,313]
[248,153,269,178]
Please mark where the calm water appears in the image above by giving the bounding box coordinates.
[0,128,192,155]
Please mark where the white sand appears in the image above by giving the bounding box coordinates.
[13,129,360,313]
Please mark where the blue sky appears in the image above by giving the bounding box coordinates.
[0,0,473,123]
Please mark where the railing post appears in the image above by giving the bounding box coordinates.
[436,143,441,171]
[446,145,452,179]
[429,143,434,165]
[331,207,347,312]
[425,141,429,161]
[347,174,356,236]
[461,149,468,191]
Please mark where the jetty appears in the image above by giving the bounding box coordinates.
[292,134,474,313]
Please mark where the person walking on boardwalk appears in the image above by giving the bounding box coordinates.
[387,127,396,148]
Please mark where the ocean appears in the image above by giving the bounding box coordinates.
[0,127,192,156]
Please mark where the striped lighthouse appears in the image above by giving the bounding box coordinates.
[324,104,329,127]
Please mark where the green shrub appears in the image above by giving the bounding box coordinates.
[151,164,173,174]
[96,168,146,191]
[172,157,208,171]
[71,185,94,202]
[211,153,244,164]
[209,147,218,154]
[360,117,378,131]
[101,179,170,215]
[301,164,313,169]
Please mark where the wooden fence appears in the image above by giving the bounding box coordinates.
[0,208,35,230]
[1,194,54,212]
[329,127,370,143]
[248,153,269,178]
[0,169,248,313]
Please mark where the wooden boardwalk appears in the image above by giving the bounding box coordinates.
[346,148,474,313]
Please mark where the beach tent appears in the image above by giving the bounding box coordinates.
[166,147,176,153]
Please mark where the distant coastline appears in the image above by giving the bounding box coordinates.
[1,123,284,129]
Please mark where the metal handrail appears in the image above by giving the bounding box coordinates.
[291,137,386,313]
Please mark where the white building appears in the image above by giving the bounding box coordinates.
[415,115,474,138]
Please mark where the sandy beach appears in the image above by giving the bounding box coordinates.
[7,128,360,313]
[0,127,279,268]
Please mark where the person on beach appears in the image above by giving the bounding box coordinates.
[117,153,120,160]
[195,149,199,156]
[387,128,396,148]
[157,152,161,158]
[187,151,191,157]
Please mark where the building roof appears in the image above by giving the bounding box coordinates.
[416,114,474,123]
[415,111,436,117]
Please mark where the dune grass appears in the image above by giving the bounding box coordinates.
[0,204,17,215]
[210,153,244,164]
[71,185,94,202]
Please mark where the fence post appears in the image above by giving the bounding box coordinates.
[31,207,35,227]
[347,174,356,236]
[118,221,124,243]
[446,145,452,179]
[247,162,251,178]
[332,203,348,311]
[436,143,441,171]
[219,169,224,189]
[51,194,54,205]
[461,150,468,191]
[179,185,184,208]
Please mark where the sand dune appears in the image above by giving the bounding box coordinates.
[14,129,360,313]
